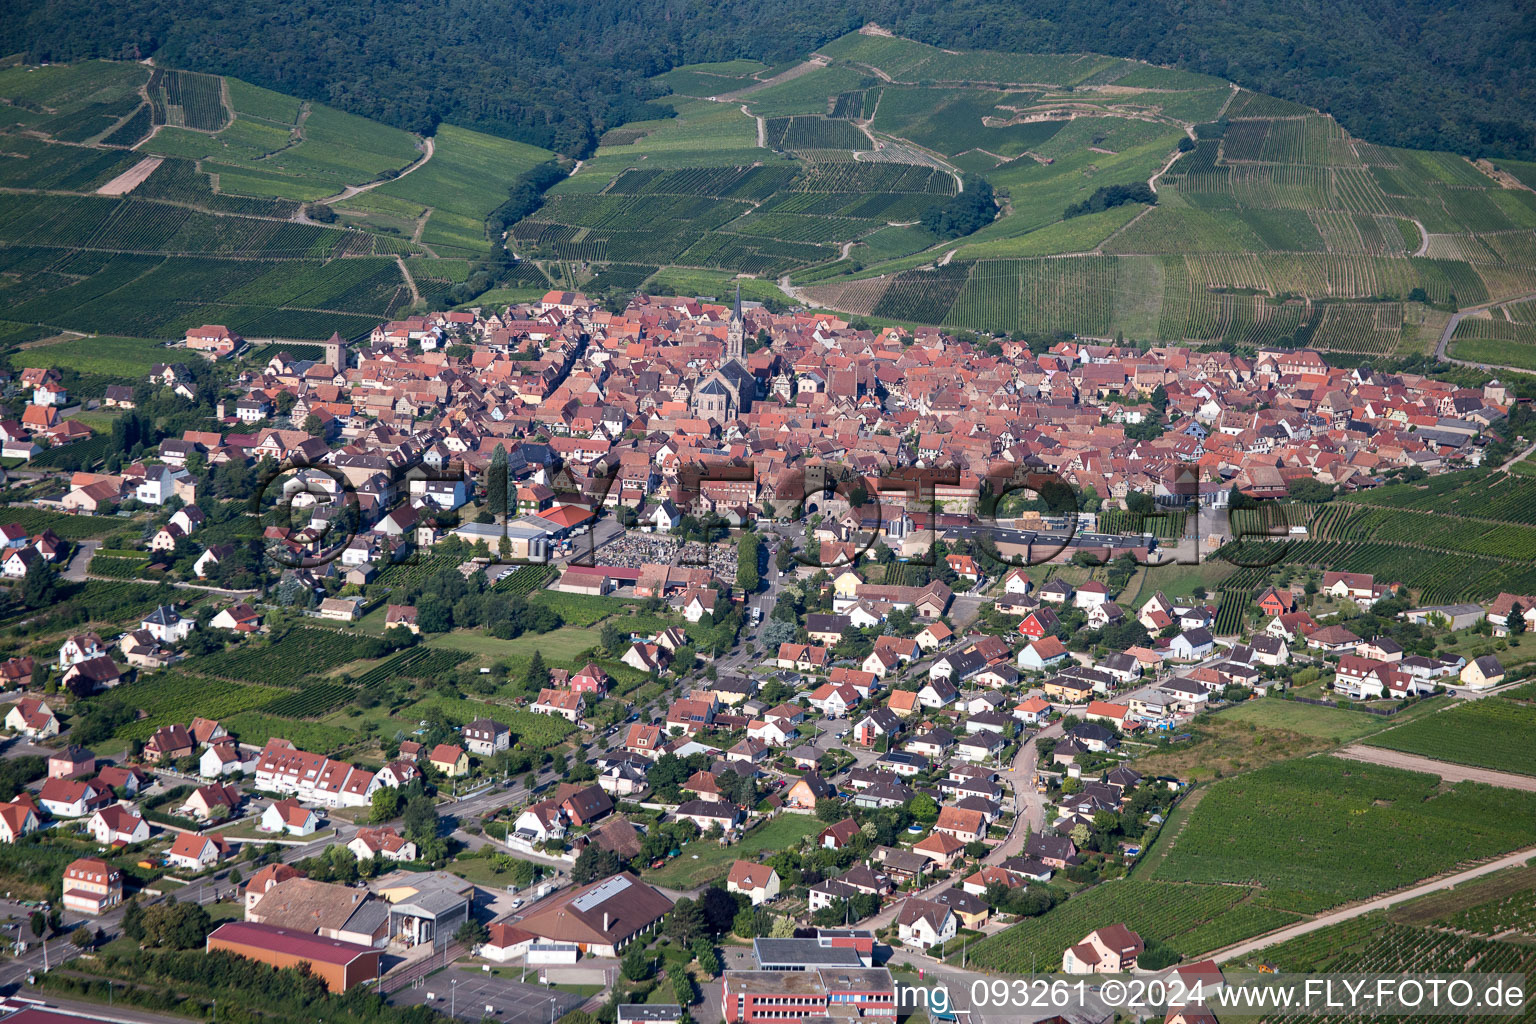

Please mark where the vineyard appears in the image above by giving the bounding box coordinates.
[1209,536,1536,605]
[113,673,285,742]
[193,628,370,683]
[351,647,471,690]
[1151,757,1536,913]
[0,62,427,339]
[1255,920,1536,1024]
[1364,699,1536,777]
[259,683,361,720]
[491,563,558,594]
[1096,509,1186,539]
[1343,472,1536,525]
[962,880,1294,971]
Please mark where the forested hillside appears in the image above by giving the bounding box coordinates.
[3,0,1532,161]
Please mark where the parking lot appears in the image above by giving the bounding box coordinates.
[390,967,588,1023]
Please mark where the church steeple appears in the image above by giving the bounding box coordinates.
[726,282,744,362]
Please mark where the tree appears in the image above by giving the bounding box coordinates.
[487,444,509,519]
[909,793,939,822]
[815,798,845,823]
[1150,384,1169,416]
[600,621,626,655]
[1512,603,1527,636]
[572,843,621,884]
[455,918,490,946]
[29,912,45,939]
[121,899,144,942]
[302,413,323,435]
[371,785,402,822]
[228,866,242,885]
[621,948,652,981]
[666,897,706,945]
[698,885,740,936]
[402,793,438,842]
[510,858,536,887]
[734,906,770,939]
[696,945,720,977]
[737,532,761,594]
[525,650,550,689]
[20,558,59,610]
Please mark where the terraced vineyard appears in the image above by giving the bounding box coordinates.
[769,31,1536,343]
[0,60,500,340]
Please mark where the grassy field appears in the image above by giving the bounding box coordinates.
[1363,698,1536,777]
[11,335,171,376]
[1149,756,1536,913]
[1217,696,1438,744]
[642,814,821,889]
[426,625,599,664]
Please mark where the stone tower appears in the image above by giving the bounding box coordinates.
[725,283,744,363]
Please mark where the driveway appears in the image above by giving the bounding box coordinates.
[62,539,99,581]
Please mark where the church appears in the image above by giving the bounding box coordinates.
[691,285,757,422]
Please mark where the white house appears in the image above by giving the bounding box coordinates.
[260,798,320,836]
[896,898,956,950]
[726,861,781,906]
[86,805,149,846]
[140,605,196,644]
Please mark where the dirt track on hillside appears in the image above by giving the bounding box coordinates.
[1336,744,1536,791]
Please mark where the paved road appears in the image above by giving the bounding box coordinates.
[1334,745,1536,791]
[1434,289,1536,363]
[1208,844,1536,963]
[62,539,99,582]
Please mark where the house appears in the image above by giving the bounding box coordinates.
[896,898,956,950]
[1018,636,1069,671]
[1485,593,1536,636]
[384,604,420,634]
[819,818,860,850]
[58,632,105,670]
[62,655,122,693]
[182,781,243,820]
[912,830,966,868]
[777,643,830,673]
[429,743,469,776]
[47,745,95,779]
[676,799,744,833]
[624,723,664,759]
[349,826,418,862]
[1168,628,1215,661]
[1461,655,1505,690]
[916,622,953,651]
[1026,834,1078,869]
[262,798,322,836]
[167,832,230,871]
[0,655,35,689]
[39,777,107,818]
[1068,722,1119,753]
[317,597,362,622]
[785,773,834,810]
[532,688,585,723]
[463,717,511,756]
[933,806,986,844]
[0,796,40,843]
[211,603,262,631]
[144,723,196,764]
[1014,696,1051,725]
[853,708,904,747]
[1063,925,1144,974]
[1322,571,1393,607]
[1305,624,1363,652]
[932,887,990,930]
[200,739,246,778]
[62,857,123,915]
[86,805,149,846]
[916,678,959,708]
[806,614,851,645]
[727,861,781,905]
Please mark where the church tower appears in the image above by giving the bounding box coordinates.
[726,282,745,362]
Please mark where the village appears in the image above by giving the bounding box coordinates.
[0,288,1532,1024]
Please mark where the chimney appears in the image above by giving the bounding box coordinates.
[603,912,610,932]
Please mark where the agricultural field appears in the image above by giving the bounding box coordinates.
[765,31,1536,338]
[1364,699,1536,777]
[113,674,286,742]
[367,124,554,255]
[193,627,373,683]
[0,60,425,339]
[963,880,1296,971]
[1149,757,1536,913]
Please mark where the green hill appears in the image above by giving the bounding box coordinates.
[0,61,553,343]
[513,31,1536,361]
